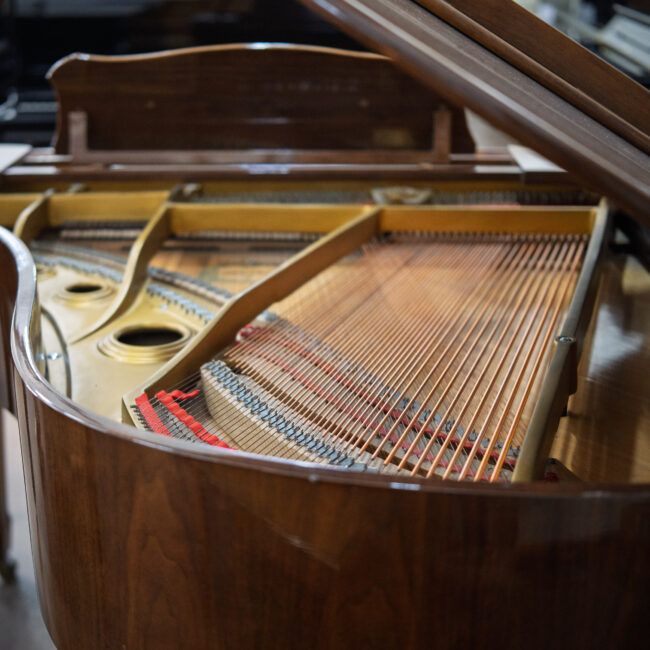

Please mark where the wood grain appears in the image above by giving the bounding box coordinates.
[48,44,475,161]
[552,254,650,482]
[11,364,650,650]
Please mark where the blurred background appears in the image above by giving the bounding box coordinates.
[0,0,648,148]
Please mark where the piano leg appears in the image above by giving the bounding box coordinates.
[0,413,16,583]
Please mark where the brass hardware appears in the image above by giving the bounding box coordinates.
[67,202,173,343]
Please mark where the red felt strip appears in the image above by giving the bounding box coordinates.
[135,392,172,437]
[156,390,232,449]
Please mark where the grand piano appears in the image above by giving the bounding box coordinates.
[0,1,648,648]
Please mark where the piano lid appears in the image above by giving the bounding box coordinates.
[299,0,650,224]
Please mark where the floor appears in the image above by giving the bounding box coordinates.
[0,409,55,650]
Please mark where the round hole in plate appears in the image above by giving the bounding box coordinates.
[117,326,184,348]
[65,282,104,294]
[56,280,114,304]
[98,322,192,364]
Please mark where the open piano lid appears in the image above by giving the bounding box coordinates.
[300,0,650,224]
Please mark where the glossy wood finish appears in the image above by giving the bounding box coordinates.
[301,0,650,225]
[15,395,650,649]
[1,159,549,186]
[48,44,475,162]
[0,427,11,582]
[2,214,649,649]
[552,253,650,482]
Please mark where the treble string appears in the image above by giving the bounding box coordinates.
[422,238,572,479]
[397,238,561,475]
[178,235,506,454]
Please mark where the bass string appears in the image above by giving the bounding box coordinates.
[210,240,508,458]
[173,239,417,435]
[342,247,521,460]
[320,239,522,457]
[194,238,456,450]
[147,234,516,407]
[300,235,576,474]
[458,240,583,480]
[222,240,488,448]
[144,239,496,460]
[152,238,528,460]
[226,237,421,372]
[382,239,557,469]
[334,235,572,468]
[157,246,478,458]
[172,235,512,454]
[225,232,488,362]
[211,261,412,453]
[163,235,502,454]
[450,243,576,480]
[144,234,512,413]
[423,241,572,478]
[299,241,506,456]
[224,242,489,458]
[201,235,520,458]
[136,232,583,481]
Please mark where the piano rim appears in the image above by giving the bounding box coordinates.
[5,209,647,494]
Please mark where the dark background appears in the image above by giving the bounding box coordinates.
[0,0,646,146]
